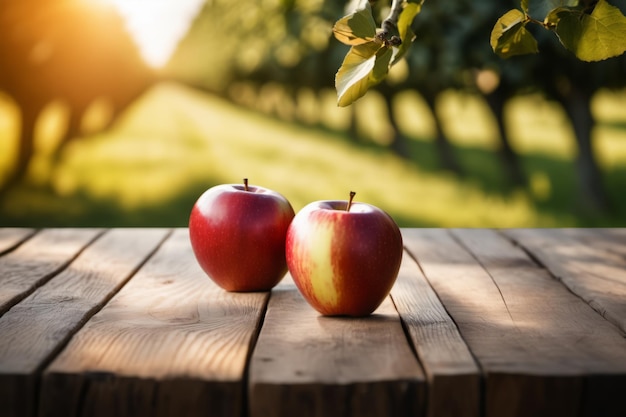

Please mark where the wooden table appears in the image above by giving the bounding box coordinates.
[0,228,625,417]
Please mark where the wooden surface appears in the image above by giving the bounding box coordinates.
[0,228,625,417]
[249,277,425,417]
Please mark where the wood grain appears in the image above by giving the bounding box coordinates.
[0,228,36,255]
[248,276,426,417]
[1,227,624,417]
[0,228,169,417]
[0,228,103,316]
[503,228,626,334]
[390,246,480,417]
[403,228,626,417]
[578,228,626,258]
[453,228,626,417]
[40,228,269,417]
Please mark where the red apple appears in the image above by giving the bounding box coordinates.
[189,179,295,292]
[286,192,403,316]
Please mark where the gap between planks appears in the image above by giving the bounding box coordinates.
[0,228,37,256]
[403,228,626,417]
[391,241,481,417]
[502,228,626,335]
[0,228,106,316]
[39,229,269,417]
[248,274,427,417]
[0,228,172,417]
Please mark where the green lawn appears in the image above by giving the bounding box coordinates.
[0,82,625,227]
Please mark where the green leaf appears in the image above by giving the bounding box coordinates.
[333,2,377,45]
[371,45,394,84]
[392,2,422,65]
[335,43,392,107]
[554,0,626,61]
[398,3,422,40]
[491,9,539,58]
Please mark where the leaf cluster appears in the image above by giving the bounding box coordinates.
[491,0,626,61]
[333,0,626,106]
[333,1,423,106]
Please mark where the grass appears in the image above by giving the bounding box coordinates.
[0,82,625,227]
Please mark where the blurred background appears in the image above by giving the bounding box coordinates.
[1,0,625,227]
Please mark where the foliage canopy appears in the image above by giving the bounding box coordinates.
[333,0,626,106]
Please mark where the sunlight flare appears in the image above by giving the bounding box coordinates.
[87,0,205,68]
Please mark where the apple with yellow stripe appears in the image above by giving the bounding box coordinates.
[286,192,403,316]
[189,178,295,292]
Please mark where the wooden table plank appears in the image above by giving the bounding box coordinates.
[0,228,103,316]
[391,246,480,417]
[403,228,626,417]
[0,227,623,417]
[40,228,268,417]
[578,228,626,258]
[249,276,425,417]
[0,228,169,417]
[0,228,36,255]
[504,228,626,334]
[453,229,626,417]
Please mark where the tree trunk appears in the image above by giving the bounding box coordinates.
[2,104,40,191]
[382,89,410,159]
[52,104,85,163]
[557,88,608,213]
[422,89,462,174]
[483,87,526,187]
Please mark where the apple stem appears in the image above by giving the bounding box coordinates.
[346,191,356,212]
[243,178,249,192]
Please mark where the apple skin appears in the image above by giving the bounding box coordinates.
[189,182,295,292]
[285,199,403,316]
